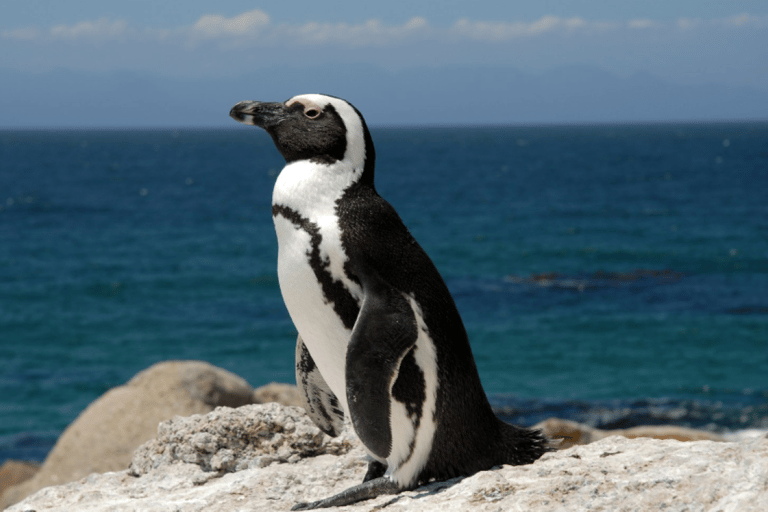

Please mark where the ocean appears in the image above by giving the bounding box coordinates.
[1,123,767,464]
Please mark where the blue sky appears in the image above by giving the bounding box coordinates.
[3,0,767,28]
[1,1,767,126]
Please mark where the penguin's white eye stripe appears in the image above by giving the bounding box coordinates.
[286,96,325,117]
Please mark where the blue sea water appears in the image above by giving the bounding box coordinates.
[1,123,767,465]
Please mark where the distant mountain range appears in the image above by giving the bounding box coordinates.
[2,64,767,128]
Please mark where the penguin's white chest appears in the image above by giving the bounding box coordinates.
[271,161,363,413]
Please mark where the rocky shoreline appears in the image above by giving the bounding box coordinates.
[3,361,767,511]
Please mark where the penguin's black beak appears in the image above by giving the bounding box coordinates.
[229,101,289,128]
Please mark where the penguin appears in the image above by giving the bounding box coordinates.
[229,94,548,510]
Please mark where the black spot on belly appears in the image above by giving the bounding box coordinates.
[272,204,360,329]
[391,348,426,425]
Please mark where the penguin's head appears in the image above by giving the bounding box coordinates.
[230,94,375,183]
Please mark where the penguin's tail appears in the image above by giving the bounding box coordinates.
[498,420,552,465]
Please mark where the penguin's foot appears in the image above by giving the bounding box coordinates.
[291,476,401,510]
[363,460,387,482]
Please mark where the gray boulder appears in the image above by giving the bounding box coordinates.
[0,360,256,509]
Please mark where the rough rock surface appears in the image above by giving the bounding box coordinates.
[7,403,767,512]
[0,360,256,509]
[128,403,357,477]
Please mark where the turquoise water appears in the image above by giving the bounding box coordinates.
[1,123,767,463]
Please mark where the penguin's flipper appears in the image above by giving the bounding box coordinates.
[295,335,345,437]
[345,273,419,461]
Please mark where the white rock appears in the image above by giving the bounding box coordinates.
[7,404,768,512]
[128,403,358,477]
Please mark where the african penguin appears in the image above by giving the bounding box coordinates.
[230,94,548,509]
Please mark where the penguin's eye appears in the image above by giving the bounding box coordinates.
[305,109,320,119]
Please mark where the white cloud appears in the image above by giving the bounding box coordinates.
[452,16,604,41]
[49,18,132,39]
[275,16,428,46]
[2,11,764,47]
[678,17,703,31]
[628,19,657,30]
[676,13,766,31]
[191,9,270,39]
[722,13,765,27]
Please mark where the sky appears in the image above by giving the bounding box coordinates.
[1,1,767,127]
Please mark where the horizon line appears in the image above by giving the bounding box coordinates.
[2,118,768,132]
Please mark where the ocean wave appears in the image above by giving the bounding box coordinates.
[491,391,768,433]
[503,269,684,292]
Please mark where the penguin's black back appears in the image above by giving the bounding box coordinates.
[336,181,548,482]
